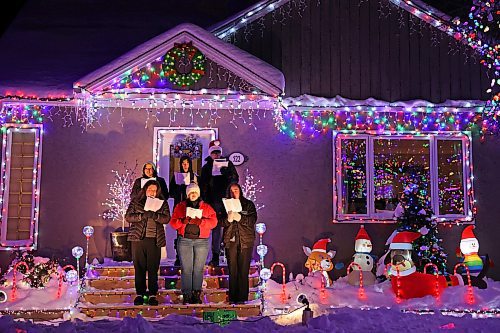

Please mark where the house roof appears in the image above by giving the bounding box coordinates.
[76,23,284,97]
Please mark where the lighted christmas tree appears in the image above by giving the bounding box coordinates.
[395,185,448,274]
[241,168,265,211]
[101,162,137,231]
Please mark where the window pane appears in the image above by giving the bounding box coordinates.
[437,140,465,215]
[340,139,367,214]
[373,139,431,213]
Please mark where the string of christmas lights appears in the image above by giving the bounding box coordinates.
[241,168,265,211]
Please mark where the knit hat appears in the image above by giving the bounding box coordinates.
[354,225,372,253]
[208,140,222,155]
[186,183,201,196]
[312,239,331,253]
[389,231,421,250]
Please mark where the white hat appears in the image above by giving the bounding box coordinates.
[186,183,201,196]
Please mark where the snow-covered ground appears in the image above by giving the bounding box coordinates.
[0,267,499,331]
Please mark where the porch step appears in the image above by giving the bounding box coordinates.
[0,309,68,321]
[91,265,258,278]
[78,303,261,318]
[81,288,259,305]
[87,275,260,290]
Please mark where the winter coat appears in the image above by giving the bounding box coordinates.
[199,156,239,215]
[125,196,171,247]
[131,176,169,201]
[169,173,198,207]
[170,200,217,239]
[222,198,257,249]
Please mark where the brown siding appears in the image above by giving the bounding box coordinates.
[232,0,491,101]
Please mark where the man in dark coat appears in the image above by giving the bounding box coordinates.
[199,140,239,266]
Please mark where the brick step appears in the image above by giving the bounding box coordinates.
[91,265,258,278]
[81,288,259,305]
[79,303,261,318]
[0,309,68,321]
[87,276,260,290]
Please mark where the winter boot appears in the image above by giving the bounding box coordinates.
[192,290,203,304]
[134,295,145,305]
[148,295,159,306]
[182,292,192,305]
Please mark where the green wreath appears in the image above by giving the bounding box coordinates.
[162,42,206,87]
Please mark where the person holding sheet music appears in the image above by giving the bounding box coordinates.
[126,179,170,306]
[131,161,169,201]
[169,156,198,266]
[199,140,239,267]
[222,183,257,304]
[170,183,217,304]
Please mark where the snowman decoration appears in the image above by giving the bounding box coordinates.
[347,225,376,286]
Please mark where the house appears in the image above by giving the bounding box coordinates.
[0,0,497,280]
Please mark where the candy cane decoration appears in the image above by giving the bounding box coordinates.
[383,263,402,303]
[347,262,366,300]
[270,262,286,303]
[423,263,440,301]
[57,265,76,298]
[319,268,327,302]
[454,263,475,305]
[11,261,29,301]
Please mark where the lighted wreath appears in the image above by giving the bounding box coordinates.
[162,42,206,87]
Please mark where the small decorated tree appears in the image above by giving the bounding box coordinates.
[101,162,137,231]
[394,185,448,274]
[241,168,265,211]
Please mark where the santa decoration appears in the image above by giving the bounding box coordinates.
[459,226,483,276]
[387,231,462,299]
[347,225,376,286]
[456,225,490,289]
[303,238,336,287]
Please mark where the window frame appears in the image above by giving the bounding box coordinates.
[333,131,474,223]
[0,124,43,249]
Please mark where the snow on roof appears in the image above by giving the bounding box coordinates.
[211,0,456,43]
[76,23,284,97]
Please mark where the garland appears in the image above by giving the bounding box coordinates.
[162,42,206,87]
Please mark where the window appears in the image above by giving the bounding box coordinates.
[0,125,43,249]
[333,132,473,223]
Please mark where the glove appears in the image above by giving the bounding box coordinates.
[192,218,202,226]
[143,211,154,219]
[220,166,228,174]
[233,212,241,222]
[182,217,190,224]
[227,211,234,223]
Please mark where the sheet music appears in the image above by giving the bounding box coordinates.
[212,159,228,176]
[186,207,203,219]
[222,198,242,213]
[175,172,190,185]
[144,197,164,212]
[141,177,156,188]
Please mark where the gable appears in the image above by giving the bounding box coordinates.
[75,23,285,97]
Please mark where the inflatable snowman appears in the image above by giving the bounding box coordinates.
[347,225,376,286]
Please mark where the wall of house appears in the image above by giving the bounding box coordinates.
[230,0,491,102]
[0,106,497,280]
